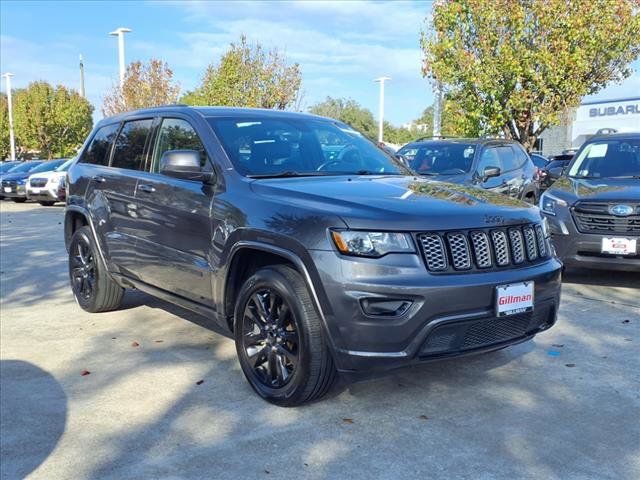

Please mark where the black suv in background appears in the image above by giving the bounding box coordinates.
[65,107,561,406]
[397,138,540,203]
[540,132,639,271]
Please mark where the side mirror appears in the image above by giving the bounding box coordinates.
[159,150,213,183]
[482,166,501,181]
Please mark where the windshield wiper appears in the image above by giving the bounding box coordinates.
[247,171,333,179]
[607,175,640,179]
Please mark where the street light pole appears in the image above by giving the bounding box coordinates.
[374,77,391,143]
[79,54,86,98]
[433,81,443,138]
[2,73,16,161]
[109,27,132,89]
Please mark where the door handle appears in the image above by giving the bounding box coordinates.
[92,175,106,183]
[137,184,156,193]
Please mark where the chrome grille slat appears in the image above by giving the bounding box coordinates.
[419,234,448,271]
[470,231,492,268]
[534,225,547,257]
[491,230,510,266]
[446,233,472,270]
[419,223,546,273]
[522,226,538,261]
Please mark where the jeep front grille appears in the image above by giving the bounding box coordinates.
[418,223,549,273]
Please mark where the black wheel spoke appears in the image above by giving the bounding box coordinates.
[242,287,300,389]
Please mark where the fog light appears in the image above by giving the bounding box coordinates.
[360,298,412,317]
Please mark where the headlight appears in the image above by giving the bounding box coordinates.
[539,192,567,216]
[331,230,415,257]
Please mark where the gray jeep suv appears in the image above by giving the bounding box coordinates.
[65,106,562,406]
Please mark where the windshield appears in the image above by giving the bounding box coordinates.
[568,139,640,178]
[207,117,409,177]
[55,158,74,172]
[0,162,18,173]
[29,159,66,174]
[397,142,476,175]
[6,161,42,173]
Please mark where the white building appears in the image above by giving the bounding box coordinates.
[538,96,640,156]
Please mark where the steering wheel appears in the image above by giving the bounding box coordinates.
[316,144,360,171]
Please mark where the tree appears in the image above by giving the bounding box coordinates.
[421,0,640,150]
[13,82,93,159]
[183,35,301,110]
[0,93,10,159]
[309,97,378,139]
[102,59,180,116]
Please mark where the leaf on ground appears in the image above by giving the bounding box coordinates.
[154,340,164,343]
[111,337,117,340]
[80,369,91,376]
[131,341,140,347]
[196,380,204,385]
[419,415,428,420]
[622,319,630,324]
[565,363,576,368]
[342,418,354,424]
[264,469,270,474]
[552,344,564,348]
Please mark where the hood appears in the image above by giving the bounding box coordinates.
[250,175,540,231]
[1,172,32,182]
[28,170,64,181]
[548,176,640,204]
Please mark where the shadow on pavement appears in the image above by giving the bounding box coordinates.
[0,360,67,480]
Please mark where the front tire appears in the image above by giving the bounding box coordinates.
[68,226,124,312]
[234,265,337,406]
[13,198,27,203]
[39,201,55,206]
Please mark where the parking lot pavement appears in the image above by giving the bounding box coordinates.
[0,201,638,480]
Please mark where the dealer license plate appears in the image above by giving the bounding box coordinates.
[601,237,637,256]
[496,282,534,317]
[3,187,11,193]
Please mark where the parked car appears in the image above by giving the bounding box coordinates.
[2,159,66,203]
[541,152,575,190]
[530,153,550,192]
[540,132,639,271]
[1,161,44,201]
[27,158,74,205]
[0,161,20,174]
[65,106,561,406]
[397,138,540,203]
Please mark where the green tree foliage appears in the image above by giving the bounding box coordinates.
[183,35,301,109]
[421,0,640,150]
[102,59,180,116]
[309,96,378,139]
[0,93,10,159]
[13,82,93,159]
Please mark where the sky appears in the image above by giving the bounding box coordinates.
[1,0,638,126]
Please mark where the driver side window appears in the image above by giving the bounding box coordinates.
[152,118,208,173]
[476,148,501,175]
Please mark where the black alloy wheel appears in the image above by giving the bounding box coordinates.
[241,289,300,388]
[70,235,96,301]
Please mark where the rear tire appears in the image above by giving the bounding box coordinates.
[234,265,337,406]
[68,226,124,313]
[12,198,26,203]
[39,201,55,206]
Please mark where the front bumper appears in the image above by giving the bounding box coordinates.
[543,211,640,272]
[1,185,27,199]
[27,184,63,201]
[309,250,562,374]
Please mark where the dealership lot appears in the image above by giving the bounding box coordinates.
[0,201,638,480]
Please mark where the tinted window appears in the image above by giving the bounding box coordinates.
[6,161,43,173]
[568,139,640,178]
[208,117,407,176]
[81,124,119,166]
[530,154,548,169]
[497,146,521,172]
[476,148,501,174]
[397,142,476,175]
[111,119,153,171]
[28,159,66,173]
[152,118,208,172]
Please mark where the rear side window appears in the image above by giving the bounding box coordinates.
[152,118,208,172]
[111,119,154,171]
[80,124,119,166]
[477,147,501,173]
